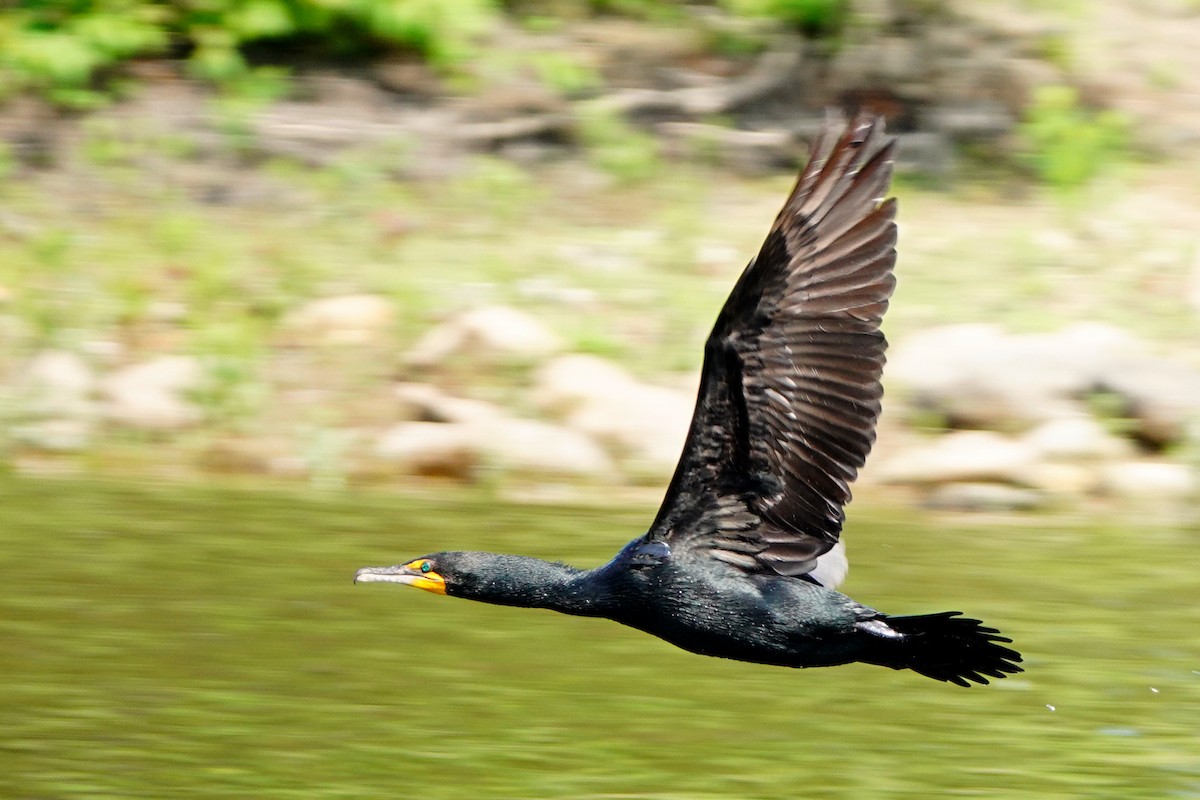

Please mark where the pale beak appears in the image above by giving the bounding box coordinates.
[354,565,418,585]
[354,564,447,595]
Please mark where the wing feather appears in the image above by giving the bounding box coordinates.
[646,113,897,584]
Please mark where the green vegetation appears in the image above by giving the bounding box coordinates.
[1,475,1197,798]
[0,0,496,104]
[1017,85,1131,192]
[722,0,848,37]
[577,105,663,183]
[0,0,856,106]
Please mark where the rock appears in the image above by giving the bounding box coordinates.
[1100,461,1196,501]
[531,354,639,415]
[407,305,562,368]
[1094,358,1200,449]
[374,422,480,479]
[924,482,1043,512]
[565,384,692,477]
[475,418,615,479]
[19,350,95,419]
[889,323,1148,431]
[1025,462,1099,497]
[533,355,692,478]
[877,430,1037,486]
[1022,416,1132,461]
[10,419,92,452]
[374,415,615,481]
[80,339,124,364]
[281,294,396,347]
[394,383,502,425]
[100,355,203,430]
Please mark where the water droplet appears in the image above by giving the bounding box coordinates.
[1046,704,1056,712]
[1150,687,1159,694]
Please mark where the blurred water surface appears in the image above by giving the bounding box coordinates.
[1,476,1196,799]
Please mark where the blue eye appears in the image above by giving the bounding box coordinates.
[420,561,432,574]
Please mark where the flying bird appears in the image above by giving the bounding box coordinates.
[356,114,1023,686]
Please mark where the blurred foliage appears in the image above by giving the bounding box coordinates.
[0,0,495,105]
[1017,85,1130,191]
[501,0,688,23]
[0,1,167,107]
[0,0,856,106]
[525,50,601,97]
[720,0,847,37]
[577,105,662,183]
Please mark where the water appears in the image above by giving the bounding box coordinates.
[1,476,1196,799]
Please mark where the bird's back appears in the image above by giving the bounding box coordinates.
[606,549,872,668]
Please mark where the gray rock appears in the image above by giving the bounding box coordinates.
[281,294,395,347]
[532,354,639,416]
[475,418,615,479]
[889,323,1148,431]
[565,384,692,478]
[1100,461,1196,501]
[1094,358,1200,449]
[533,354,691,478]
[1022,416,1133,462]
[19,350,95,419]
[80,339,125,365]
[407,305,562,368]
[374,422,480,479]
[393,383,502,425]
[924,482,1044,512]
[877,430,1037,486]
[10,418,92,452]
[375,415,615,481]
[100,355,203,430]
[1025,462,1099,497]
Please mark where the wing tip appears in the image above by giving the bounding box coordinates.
[779,110,897,235]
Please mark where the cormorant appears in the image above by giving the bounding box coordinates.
[356,114,1023,686]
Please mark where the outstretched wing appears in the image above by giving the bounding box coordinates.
[646,114,897,580]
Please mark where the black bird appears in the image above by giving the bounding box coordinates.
[356,115,1023,687]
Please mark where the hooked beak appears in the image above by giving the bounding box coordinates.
[354,563,446,594]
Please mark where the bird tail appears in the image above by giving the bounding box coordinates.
[865,611,1024,687]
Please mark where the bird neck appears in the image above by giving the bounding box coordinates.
[454,554,615,617]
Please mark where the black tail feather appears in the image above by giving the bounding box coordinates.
[869,611,1024,687]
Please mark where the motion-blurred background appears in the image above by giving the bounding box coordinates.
[1,1,1197,797]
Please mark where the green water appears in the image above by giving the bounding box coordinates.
[1,476,1196,799]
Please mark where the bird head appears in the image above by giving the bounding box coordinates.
[354,551,585,609]
[355,554,451,595]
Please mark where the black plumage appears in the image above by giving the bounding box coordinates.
[356,114,1023,687]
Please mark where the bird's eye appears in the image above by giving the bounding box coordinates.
[420,561,432,574]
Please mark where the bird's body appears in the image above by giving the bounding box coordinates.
[357,114,1023,687]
